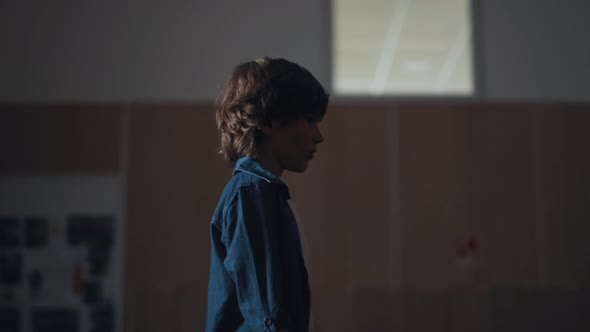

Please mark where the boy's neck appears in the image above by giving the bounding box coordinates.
[256,154,283,179]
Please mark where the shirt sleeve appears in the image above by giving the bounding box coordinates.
[222,183,288,331]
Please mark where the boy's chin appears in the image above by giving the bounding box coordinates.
[286,161,309,173]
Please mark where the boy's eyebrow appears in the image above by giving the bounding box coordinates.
[303,113,323,124]
[309,109,326,119]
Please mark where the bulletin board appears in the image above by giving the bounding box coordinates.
[0,175,124,332]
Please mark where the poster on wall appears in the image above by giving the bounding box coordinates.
[0,175,124,332]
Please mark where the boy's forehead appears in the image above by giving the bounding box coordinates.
[305,112,323,121]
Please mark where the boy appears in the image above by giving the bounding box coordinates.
[205,57,329,332]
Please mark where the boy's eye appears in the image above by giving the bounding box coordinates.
[305,115,318,124]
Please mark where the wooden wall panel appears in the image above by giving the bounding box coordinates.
[398,104,537,289]
[533,108,567,285]
[125,104,229,332]
[561,107,590,287]
[0,105,121,173]
[535,106,590,287]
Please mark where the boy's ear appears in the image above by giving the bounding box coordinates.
[260,120,280,136]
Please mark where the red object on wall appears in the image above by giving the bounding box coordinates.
[456,236,479,258]
[72,262,82,295]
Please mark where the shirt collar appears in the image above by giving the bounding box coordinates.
[233,156,290,199]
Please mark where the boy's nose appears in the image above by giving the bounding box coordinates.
[313,127,324,144]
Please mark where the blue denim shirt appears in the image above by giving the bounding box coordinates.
[206,157,310,332]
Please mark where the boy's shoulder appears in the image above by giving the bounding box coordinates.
[212,171,282,224]
[224,170,278,197]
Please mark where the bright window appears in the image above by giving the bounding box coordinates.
[333,0,474,96]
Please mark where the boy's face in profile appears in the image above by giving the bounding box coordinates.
[268,115,324,173]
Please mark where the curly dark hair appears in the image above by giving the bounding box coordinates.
[216,57,329,165]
